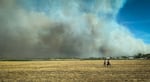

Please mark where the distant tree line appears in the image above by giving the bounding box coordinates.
[134,53,150,59]
[0,53,149,61]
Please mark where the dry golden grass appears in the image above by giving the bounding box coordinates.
[0,60,150,82]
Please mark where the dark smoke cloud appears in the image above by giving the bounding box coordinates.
[0,0,149,59]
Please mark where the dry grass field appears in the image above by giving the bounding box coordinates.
[0,60,150,82]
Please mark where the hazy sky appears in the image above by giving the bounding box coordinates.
[19,0,150,44]
[0,0,150,58]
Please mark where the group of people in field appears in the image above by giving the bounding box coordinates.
[103,57,111,67]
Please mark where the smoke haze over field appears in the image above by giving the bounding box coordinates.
[0,0,150,58]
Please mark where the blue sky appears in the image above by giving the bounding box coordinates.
[117,0,150,44]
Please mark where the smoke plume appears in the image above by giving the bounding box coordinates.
[0,0,149,58]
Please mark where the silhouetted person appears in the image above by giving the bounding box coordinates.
[104,59,106,67]
[106,59,111,67]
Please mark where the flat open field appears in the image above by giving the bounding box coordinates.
[0,60,150,82]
